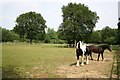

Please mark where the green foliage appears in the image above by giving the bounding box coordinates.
[101,26,117,44]
[88,26,117,44]
[2,27,20,42]
[90,31,101,43]
[13,11,47,44]
[44,28,59,44]
[58,3,99,44]
[47,28,57,39]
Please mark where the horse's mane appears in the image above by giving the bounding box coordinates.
[98,44,110,49]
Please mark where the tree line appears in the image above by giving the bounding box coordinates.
[1,3,120,45]
[1,26,118,45]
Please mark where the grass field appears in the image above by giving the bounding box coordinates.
[2,43,118,78]
[2,44,75,78]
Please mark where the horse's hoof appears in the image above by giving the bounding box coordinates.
[76,63,79,67]
[76,65,79,67]
[81,64,84,66]
[86,63,89,65]
[91,59,93,60]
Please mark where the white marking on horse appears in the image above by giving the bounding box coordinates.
[76,41,89,66]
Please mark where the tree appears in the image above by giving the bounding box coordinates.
[2,28,19,42]
[47,28,57,39]
[58,3,99,44]
[101,26,117,44]
[90,31,101,43]
[44,28,58,43]
[13,11,47,44]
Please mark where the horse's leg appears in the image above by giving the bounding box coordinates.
[81,53,84,66]
[97,53,100,61]
[86,55,89,64]
[101,53,104,61]
[90,51,93,60]
[76,55,80,66]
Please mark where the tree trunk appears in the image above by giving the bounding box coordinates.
[30,39,32,44]
[75,40,76,48]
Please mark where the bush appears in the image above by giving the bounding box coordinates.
[2,28,20,42]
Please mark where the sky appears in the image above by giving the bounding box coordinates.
[0,0,119,31]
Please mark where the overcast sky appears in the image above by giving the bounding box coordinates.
[0,0,119,31]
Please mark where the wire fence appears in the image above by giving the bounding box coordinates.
[1,42,119,49]
[110,46,120,79]
[1,42,77,48]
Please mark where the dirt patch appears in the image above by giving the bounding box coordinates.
[56,51,116,78]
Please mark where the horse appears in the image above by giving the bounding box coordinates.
[87,45,112,61]
[76,41,91,66]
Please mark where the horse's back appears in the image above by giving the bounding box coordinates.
[90,46,104,53]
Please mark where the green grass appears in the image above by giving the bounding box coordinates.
[2,43,119,78]
[2,44,75,78]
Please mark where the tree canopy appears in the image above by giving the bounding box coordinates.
[1,27,19,42]
[13,11,47,44]
[90,31,101,43]
[101,26,117,44]
[58,3,99,44]
[44,28,58,43]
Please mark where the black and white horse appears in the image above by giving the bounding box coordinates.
[76,41,90,66]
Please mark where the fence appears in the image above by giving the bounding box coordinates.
[1,42,77,48]
[110,46,120,79]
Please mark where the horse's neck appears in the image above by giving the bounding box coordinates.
[80,41,82,47]
[76,43,79,49]
[80,42,86,51]
[101,46,107,51]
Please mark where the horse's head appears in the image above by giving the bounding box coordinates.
[76,41,85,49]
[107,45,112,52]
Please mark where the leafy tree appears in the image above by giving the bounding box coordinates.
[47,28,57,39]
[101,26,117,44]
[2,28,19,42]
[90,31,101,43]
[104,37,116,44]
[13,11,47,44]
[44,28,58,43]
[58,3,99,44]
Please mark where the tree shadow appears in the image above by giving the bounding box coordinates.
[2,65,23,78]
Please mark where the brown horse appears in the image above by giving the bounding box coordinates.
[87,45,112,61]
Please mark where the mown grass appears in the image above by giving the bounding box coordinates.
[2,43,118,78]
[2,44,75,78]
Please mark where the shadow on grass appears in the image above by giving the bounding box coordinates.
[2,65,23,78]
[70,62,87,66]
[70,62,77,66]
